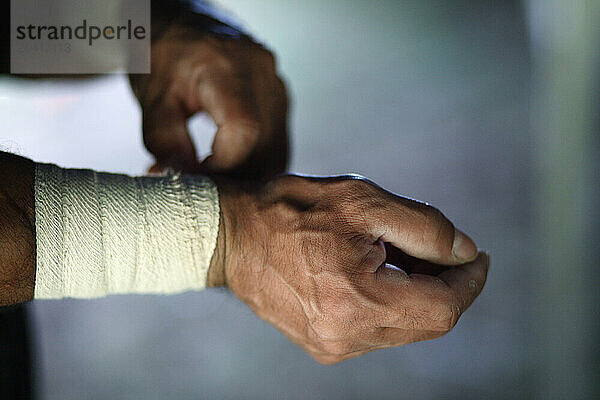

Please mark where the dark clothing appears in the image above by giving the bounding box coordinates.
[0,304,34,400]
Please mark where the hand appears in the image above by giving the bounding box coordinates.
[209,175,489,364]
[130,24,288,179]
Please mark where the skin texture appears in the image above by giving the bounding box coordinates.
[0,152,488,364]
[125,23,489,365]
[2,23,288,303]
[0,153,35,305]
[130,24,289,179]
[0,24,487,364]
[211,174,488,364]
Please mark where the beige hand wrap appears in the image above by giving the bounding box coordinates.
[34,163,220,299]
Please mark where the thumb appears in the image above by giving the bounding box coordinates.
[199,119,261,173]
[142,94,200,173]
[367,194,478,266]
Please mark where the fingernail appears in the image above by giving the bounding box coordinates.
[452,229,478,262]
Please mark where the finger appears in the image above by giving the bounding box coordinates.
[437,251,490,314]
[377,252,489,331]
[196,72,262,172]
[245,73,289,177]
[367,191,478,265]
[142,92,199,173]
[374,327,446,346]
[309,329,444,364]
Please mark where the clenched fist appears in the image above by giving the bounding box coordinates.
[209,175,489,364]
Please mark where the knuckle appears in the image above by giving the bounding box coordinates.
[208,52,236,73]
[334,178,379,222]
[345,175,374,190]
[249,42,276,69]
[468,279,481,296]
[190,62,210,81]
[259,47,277,69]
[439,302,461,333]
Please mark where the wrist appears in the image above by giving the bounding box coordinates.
[206,178,261,288]
[206,179,239,287]
[207,193,227,287]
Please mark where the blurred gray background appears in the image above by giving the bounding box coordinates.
[0,0,598,398]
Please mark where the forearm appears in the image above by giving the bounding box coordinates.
[0,151,225,305]
[0,152,35,305]
[0,151,489,364]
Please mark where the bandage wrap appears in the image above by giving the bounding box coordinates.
[34,163,220,299]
